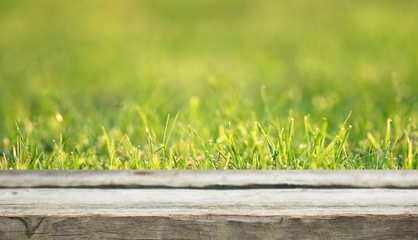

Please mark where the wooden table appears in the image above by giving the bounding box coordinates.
[0,171,417,239]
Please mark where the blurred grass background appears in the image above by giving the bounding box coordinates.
[0,0,417,169]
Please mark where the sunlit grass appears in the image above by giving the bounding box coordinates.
[0,0,417,169]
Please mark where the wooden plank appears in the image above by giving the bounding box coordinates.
[1,215,417,240]
[0,171,417,239]
[1,188,418,239]
[1,170,417,188]
[1,188,417,216]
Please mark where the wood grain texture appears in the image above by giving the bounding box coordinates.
[1,188,417,239]
[1,171,417,239]
[1,170,417,188]
[1,188,417,216]
[1,215,417,240]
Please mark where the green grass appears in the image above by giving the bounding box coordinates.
[0,0,417,169]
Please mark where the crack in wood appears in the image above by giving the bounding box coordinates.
[3,184,418,189]
[7,217,45,239]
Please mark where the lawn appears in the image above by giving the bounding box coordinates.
[0,0,417,169]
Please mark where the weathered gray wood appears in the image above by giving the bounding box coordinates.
[1,188,417,216]
[1,170,417,188]
[1,188,418,239]
[1,215,417,240]
[0,171,417,239]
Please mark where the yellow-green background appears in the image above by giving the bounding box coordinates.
[0,0,417,169]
